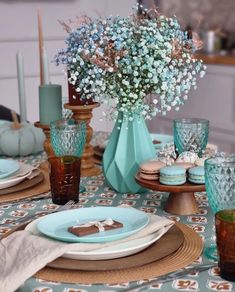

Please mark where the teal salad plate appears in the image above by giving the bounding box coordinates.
[0,159,20,179]
[0,120,10,126]
[37,207,149,243]
[150,133,174,150]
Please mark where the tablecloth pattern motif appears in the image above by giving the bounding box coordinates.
[0,133,234,292]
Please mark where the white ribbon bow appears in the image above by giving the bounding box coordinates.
[72,218,114,232]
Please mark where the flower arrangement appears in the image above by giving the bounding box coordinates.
[55,5,206,121]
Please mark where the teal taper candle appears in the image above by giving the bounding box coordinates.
[39,84,62,125]
[16,51,27,122]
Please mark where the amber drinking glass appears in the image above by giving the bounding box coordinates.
[215,209,235,282]
[49,156,80,205]
[49,119,86,204]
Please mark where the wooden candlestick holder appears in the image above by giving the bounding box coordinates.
[64,102,102,177]
[34,121,54,157]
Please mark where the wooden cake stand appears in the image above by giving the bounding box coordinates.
[135,173,205,215]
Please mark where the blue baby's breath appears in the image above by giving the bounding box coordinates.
[55,4,205,121]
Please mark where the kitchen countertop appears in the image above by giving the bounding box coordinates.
[195,53,235,66]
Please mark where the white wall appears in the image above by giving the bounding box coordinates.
[0,0,136,132]
[143,0,235,152]
[159,0,235,32]
[147,65,235,153]
[1,1,235,153]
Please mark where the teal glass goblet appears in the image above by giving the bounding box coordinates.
[204,155,235,260]
[50,119,86,157]
[174,118,209,157]
[50,119,86,195]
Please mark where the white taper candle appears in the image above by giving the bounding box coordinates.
[16,51,27,122]
[42,47,50,84]
[38,9,44,85]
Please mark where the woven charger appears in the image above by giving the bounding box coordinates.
[35,221,203,284]
[47,225,184,271]
[0,162,50,203]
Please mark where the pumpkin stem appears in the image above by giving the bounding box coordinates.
[11,110,21,130]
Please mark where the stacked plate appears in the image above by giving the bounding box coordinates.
[0,159,40,193]
[150,133,174,150]
[25,206,169,261]
[0,159,20,180]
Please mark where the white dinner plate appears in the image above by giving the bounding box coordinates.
[0,162,33,190]
[26,217,166,260]
[0,120,10,126]
[37,207,149,243]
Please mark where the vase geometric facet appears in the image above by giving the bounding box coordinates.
[103,114,156,193]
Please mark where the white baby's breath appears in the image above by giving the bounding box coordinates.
[55,4,205,121]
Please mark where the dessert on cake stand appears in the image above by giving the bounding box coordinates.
[135,173,205,215]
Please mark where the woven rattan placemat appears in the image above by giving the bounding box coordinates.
[0,163,50,203]
[35,221,203,284]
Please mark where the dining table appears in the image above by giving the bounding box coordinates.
[0,131,234,292]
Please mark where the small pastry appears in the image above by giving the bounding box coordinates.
[139,160,166,180]
[158,156,175,166]
[195,157,207,167]
[188,166,205,184]
[157,145,177,166]
[204,143,218,157]
[160,165,186,185]
[176,151,199,164]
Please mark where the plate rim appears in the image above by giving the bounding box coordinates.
[65,227,166,257]
[26,216,165,260]
[0,171,44,196]
[0,163,33,189]
[37,207,150,243]
[0,159,20,179]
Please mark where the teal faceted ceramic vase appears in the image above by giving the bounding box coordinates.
[103,113,156,193]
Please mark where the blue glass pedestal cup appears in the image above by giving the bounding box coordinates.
[174,118,209,157]
[50,119,86,200]
[204,155,235,260]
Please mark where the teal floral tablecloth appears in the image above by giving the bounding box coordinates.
[0,132,234,292]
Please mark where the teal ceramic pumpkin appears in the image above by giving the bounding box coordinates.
[0,121,45,156]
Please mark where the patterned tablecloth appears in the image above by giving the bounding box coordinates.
[0,132,234,292]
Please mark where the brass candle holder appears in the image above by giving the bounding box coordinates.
[64,102,102,177]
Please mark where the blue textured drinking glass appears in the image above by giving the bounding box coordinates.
[50,119,86,197]
[205,155,235,213]
[50,119,86,157]
[174,118,209,157]
[204,155,235,260]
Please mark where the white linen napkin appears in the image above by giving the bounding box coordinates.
[0,210,173,292]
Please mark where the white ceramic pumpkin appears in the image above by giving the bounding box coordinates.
[0,121,45,156]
